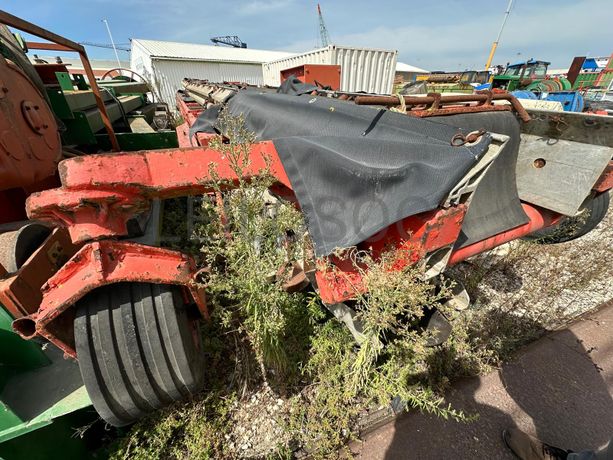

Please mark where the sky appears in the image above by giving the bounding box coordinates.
[3,0,612,71]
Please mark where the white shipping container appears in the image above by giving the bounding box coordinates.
[263,45,398,94]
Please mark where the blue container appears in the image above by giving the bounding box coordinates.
[511,90,538,100]
[543,91,584,112]
[474,83,491,91]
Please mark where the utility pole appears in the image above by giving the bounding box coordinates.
[102,18,122,74]
[484,0,514,70]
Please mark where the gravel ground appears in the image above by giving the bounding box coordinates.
[450,201,613,327]
[226,387,291,458]
[224,200,613,459]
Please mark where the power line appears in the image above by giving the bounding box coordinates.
[80,41,131,52]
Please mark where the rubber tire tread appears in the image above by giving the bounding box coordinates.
[524,192,609,244]
[74,282,205,427]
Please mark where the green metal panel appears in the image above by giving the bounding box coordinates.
[597,71,613,88]
[60,95,146,145]
[61,112,96,145]
[72,74,88,90]
[573,72,603,89]
[54,72,73,91]
[0,308,48,375]
[0,345,91,444]
[0,303,92,449]
[95,130,179,151]
[0,408,97,460]
[45,88,73,119]
[492,75,521,91]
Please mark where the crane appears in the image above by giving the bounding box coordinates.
[80,41,131,52]
[484,0,514,70]
[210,36,247,48]
[317,3,331,47]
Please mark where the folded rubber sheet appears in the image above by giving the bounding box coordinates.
[190,86,527,256]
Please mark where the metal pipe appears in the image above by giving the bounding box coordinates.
[448,203,561,265]
[354,92,531,122]
[0,10,120,151]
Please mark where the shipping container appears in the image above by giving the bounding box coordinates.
[262,45,398,94]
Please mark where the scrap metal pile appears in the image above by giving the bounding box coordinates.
[0,10,612,438]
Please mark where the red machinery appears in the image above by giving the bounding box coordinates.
[19,87,610,353]
[1,12,612,429]
[0,11,206,429]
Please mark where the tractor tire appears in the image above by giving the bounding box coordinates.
[524,192,610,244]
[74,282,205,427]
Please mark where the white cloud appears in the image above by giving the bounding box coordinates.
[237,0,294,15]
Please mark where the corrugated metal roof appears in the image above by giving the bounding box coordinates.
[131,39,294,64]
[396,62,429,73]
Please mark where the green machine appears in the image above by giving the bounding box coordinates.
[491,59,571,92]
[38,64,179,152]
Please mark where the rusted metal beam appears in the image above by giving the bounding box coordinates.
[0,228,80,318]
[26,141,292,242]
[175,92,216,146]
[25,41,73,52]
[0,10,84,51]
[354,92,531,123]
[0,10,120,151]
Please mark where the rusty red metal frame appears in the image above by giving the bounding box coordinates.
[175,92,216,147]
[593,161,613,193]
[12,240,208,357]
[353,92,532,123]
[26,141,291,243]
[0,227,80,319]
[26,135,592,309]
[18,81,613,350]
[448,203,562,264]
[0,9,120,151]
[315,205,468,304]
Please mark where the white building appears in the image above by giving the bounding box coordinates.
[130,39,294,108]
[395,62,429,84]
